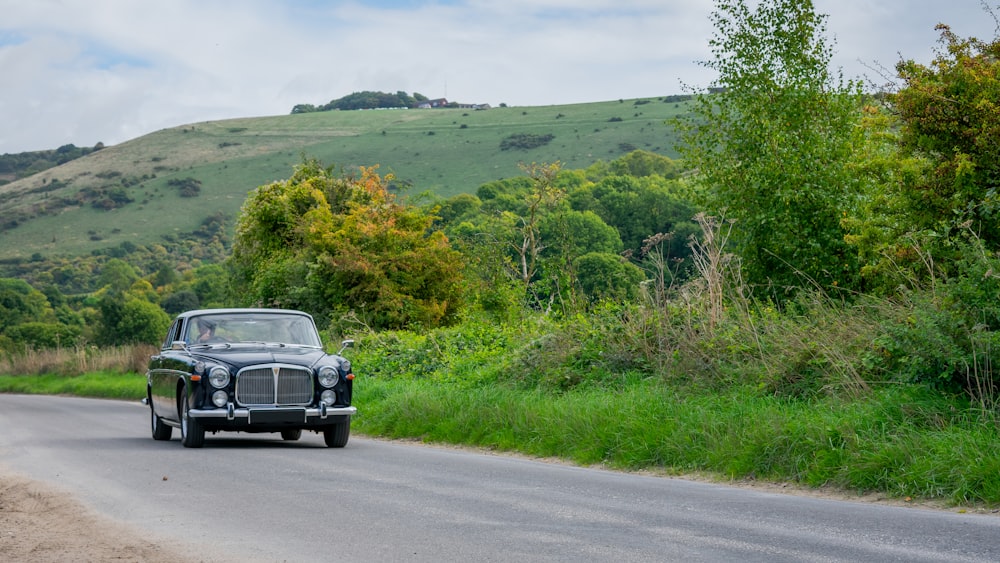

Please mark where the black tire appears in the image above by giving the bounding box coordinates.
[150,401,173,441]
[323,419,350,448]
[180,392,205,448]
[280,429,302,441]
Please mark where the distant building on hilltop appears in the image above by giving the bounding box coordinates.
[415,98,449,109]
[414,98,491,110]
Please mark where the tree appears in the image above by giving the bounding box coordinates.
[892,23,1000,250]
[540,210,622,259]
[445,163,690,311]
[191,264,230,308]
[0,278,53,332]
[511,162,564,294]
[568,174,699,265]
[98,259,139,293]
[161,290,200,315]
[116,299,171,345]
[676,0,865,298]
[231,159,465,330]
[6,321,82,349]
[573,252,645,302]
[608,150,681,179]
[838,16,1000,291]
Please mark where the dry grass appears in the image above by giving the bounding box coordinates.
[611,211,879,397]
[0,344,155,376]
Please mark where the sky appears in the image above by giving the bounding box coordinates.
[1,0,998,154]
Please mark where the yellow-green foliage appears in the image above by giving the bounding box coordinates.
[231,159,464,330]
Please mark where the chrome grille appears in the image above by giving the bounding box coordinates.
[235,365,314,406]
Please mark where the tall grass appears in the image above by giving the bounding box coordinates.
[0,344,154,377]
[0,344,150,399]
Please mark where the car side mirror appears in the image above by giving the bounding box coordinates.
[171,340,187,350]
[337,339,355,355]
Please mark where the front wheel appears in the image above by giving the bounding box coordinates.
[150,401,172,441]
[323,419,350,448]
[180,392,205,448]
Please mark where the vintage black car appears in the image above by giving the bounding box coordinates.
[145,308,356,448]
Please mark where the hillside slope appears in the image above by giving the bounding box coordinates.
[0,98,689,261]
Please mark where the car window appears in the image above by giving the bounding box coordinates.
[187,313,322,347]
[162,319,181,349]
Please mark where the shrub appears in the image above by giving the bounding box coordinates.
[168,177,202,197]
[500,133,555,151]
[862,240,1000,405]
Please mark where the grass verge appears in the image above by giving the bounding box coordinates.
[352,377,1000,506]
[0,372,145,400]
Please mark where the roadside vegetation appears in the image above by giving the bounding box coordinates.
[4,0,1000,507]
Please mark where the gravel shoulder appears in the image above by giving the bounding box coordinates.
[0,469,196,562]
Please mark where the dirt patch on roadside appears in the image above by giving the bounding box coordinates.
[0,472,195,562]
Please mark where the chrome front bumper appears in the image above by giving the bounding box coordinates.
[189,404,356,421]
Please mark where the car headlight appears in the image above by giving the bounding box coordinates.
[318,365,340,388]
[211,390,229,407]
[208,365,230,389]
[320,390,337,406]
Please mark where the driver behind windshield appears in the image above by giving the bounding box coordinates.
[196,319,218,343]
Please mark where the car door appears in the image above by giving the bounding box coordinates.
[147,318,190,422]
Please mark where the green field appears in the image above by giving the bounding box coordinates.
[0,98,690,261]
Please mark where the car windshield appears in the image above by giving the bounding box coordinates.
[187,313,322,347]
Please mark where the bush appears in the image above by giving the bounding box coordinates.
[862,240,1000,403]
[500,133,555,151]
[3,322,81,350]
[168,177,202,197]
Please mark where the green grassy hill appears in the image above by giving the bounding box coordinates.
[0,98,690,262]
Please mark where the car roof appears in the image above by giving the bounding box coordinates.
[176,308,314,321]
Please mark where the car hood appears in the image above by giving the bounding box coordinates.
[190,345,331,371]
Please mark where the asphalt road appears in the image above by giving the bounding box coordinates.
[1,394,999,562]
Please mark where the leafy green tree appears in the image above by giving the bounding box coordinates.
[0,278,82,352]
[446,220,525,321]
[231,160,465,330]
[433,193,482,225]
[893,24,1000,252]
[319,90,421,111]
[161,290,200,315]
[98,259,139,293]
[191,264,230,308]
[568,174,699,265]
[536,209,624,309]
[540,210,622,259]
[573,252,645,302]
[0,278,53,332]
[5,322,81,349]
[608,150,681,179]
[116,298,171,345]
[839,18,1000,292]
[676,0,865,298]
[448,163,692,310]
